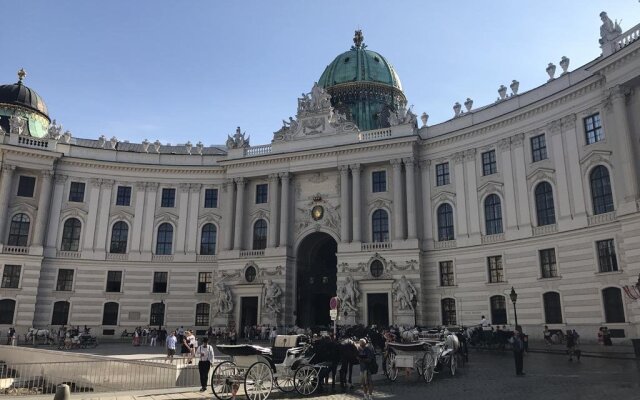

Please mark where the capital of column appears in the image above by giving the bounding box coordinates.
[278,172,290,180]
[349,163,361,172]
[234,177,246,186]
[88,178,102,188]
[610,84,631,102]
[463,149,476,159]
[41,170,54,179]
[179,183,190,192]
[452,152,465,165]
[547,120,561,135]
[268,173,279,182]
[338,165,350,174]
[2,163,16,173]
[511,132,525,147]
[146,182,159,192]
[497,138,511,152]
[419,159,431,170]
[402,157,415,167]
[101,179,115,189]
[189,183,202,193]
[54,174,68,184]
[222,179,233,192]
[561,114,577,131]
[390,158,403,168]
[135,182,146,191]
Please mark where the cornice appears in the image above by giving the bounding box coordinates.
[58,157,226,175]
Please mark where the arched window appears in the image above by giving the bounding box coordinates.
[535,182,556,226]
[109,221,129,254]
[590,166,614,215]
[51,301,70,325]
[484,195,503,235]
[195,303,210,326]
[252,219,268,250]
[441,298,457,326]
[61,218,82,251]
[8,213,30,246]
[200,224,217,255]
[602,287,625,323]
[0,299,16,324]
[150,302,165,326]
[490,295,507,325]
[543,292,563,324]
[437,204,455,241]
[155,223,173,255]
[102,302,119,325]
[372,209,389,242]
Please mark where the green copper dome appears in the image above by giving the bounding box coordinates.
[317,31,406,131]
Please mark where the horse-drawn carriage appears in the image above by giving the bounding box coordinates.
[211,334,323,400]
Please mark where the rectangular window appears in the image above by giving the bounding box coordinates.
[1,265,21,289]
[204,188,218,208]
[153,271,168,293]
[435,163,450,186]
[482,150,497,176]
[531,134,547,162]
[439,261,454,286]
[106,271,122,292]
[17,176,36,197]
[198,272,212,293]
[539,248,557,278]
[487,256,504,283]
[255,184,268,204]
[116,186,132,206]
[597,239,618,273]
[161,188,176,207]
[56,269,74,291]
[372,171,387,192]
[69,182,85,202]
[584,113,603,144]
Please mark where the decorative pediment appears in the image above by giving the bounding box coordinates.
[249,208,270,222]
[295,197,340,235]
[368,197,392,212]
[109,210,134,225]
[9,201,37,217]
[431,190,456,205]
[59,207,87,222]
[526,167,556,185]
[198,212,222,225]
[580,150,613,174]
[477,180,504,200]
[154,211,178,225]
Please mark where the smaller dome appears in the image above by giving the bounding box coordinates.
[0,69,49,119]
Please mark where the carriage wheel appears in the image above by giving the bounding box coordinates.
[383,351,398,382]
[422,352,435,383]
[294,365,319,396]
[274,372,295,393]
[244,361,273,400]
[211,361,239,400]
[450,353,457,376]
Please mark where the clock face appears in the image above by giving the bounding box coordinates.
[311,205,324,221]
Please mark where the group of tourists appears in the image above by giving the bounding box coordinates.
[597,326,614,346]
[129,326,164,346]
[164,330,215,392]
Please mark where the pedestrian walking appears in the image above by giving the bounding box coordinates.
[166,331,177,363]
[357,338,375,400]
[150,329,157,346]
[511,327,525,376]
[196,337,215,392]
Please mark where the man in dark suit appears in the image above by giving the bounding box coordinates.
[512,326,525,376]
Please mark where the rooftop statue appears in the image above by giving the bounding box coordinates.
[600,11,622,44]
[226,126,250,149]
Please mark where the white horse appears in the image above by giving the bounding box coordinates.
[400,327,419,343]
[26,328,52,344]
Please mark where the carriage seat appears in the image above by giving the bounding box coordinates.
[216,344,273,357]
[387,342,430,352]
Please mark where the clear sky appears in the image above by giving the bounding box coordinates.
[2,1,639,147]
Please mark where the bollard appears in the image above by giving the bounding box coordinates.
[53,384,70,400]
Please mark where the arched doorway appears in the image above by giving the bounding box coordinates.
[296,232,337,328]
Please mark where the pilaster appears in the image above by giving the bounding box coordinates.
[0,164,16,247]
[391,159,404,241]
[279,172,290,248]
[31,170,54,251]
[268,174,280,248]
[141,182,158,255]
[419,161,433,246]
[222,179,234,251]
[94,179,114,254]
[233,178,246,250]
[339,165,350,243]
[452,152,468,240]
[83,178,102,253]
[404,158,417,240]
[463,149,480,243]
[175,183,190,253]
[351,164,362,243]
[130,182,146,253]
[45,174,67,255]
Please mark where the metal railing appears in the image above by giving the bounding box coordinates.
[0,357,228,395]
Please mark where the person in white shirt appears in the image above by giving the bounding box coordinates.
[196,337,215,392]
[183,330,197,364]
[481,316,490,329]
[166,331,177,363]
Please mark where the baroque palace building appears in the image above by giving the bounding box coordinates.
[1,14,640,341]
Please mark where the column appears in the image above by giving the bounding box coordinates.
[222,179,234,251]
[0,164,16,246]
[141,183,158,253]
[94,179,114,252]
[511,134,532,230]
[45,174,67,250]
[339,165,350,243]
[463,150,480,238]
[452,152,468,238]
[279,172,290,247]
[610,85,638,202]
[32,170,54,247]
[130,182,146,253]
[562,115,587,218]
[550,122,572,225]
[404,158,417,239]
[83,178,102,252]
[268,174,280,248]
[175,183,190,254]
[351,164,362,242]
[391,159,404,240]
[420,161,433,242]
[498,138,518,232]
[233,178,246,250]
[186,184,201,253]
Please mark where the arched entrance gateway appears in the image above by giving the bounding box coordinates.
[295,232,337,328]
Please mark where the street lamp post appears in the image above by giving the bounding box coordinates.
[411,297,418,327]
[509,287,519,330]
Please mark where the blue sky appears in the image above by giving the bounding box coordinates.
[2,1,639,146]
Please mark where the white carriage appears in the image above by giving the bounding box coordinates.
[384,334,461,383]
[212,335,321,400]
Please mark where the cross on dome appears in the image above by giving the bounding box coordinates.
[353,30,364,49]
[17,68,26,84]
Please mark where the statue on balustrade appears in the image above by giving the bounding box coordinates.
[600,11,622,44]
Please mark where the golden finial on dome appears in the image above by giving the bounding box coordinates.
[17,68,26,83]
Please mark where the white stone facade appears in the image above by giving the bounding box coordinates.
[1,18,640,342]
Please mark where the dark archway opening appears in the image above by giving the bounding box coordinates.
[296,232,337,328]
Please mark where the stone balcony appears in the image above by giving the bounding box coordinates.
[481,233,505,244]
[361,242,392,251]
[239,249,265,258]
[588,211,616,226]
[3,246,29,255]
[532,224,558,237]
[57,250,81,259]
[433,240,456,249]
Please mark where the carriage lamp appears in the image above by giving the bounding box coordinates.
[509,287,519,331]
